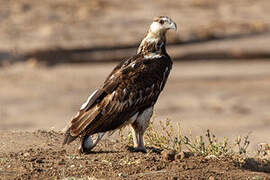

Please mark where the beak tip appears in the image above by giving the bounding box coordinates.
[173,24,177,31]
[170,22,177,31]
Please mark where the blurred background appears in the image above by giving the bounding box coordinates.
[0,0,270,150]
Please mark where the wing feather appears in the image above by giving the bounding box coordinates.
[64,54,172,145]
[70,106,101,136]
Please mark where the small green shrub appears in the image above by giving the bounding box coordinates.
[120,117,251,157]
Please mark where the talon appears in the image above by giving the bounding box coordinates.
[134,146,147,153]
[78,146,93,155]
[77,147,83,155]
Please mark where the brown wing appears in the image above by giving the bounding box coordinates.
[64,54,172,144]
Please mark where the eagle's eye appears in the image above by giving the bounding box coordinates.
[159,19,164,25]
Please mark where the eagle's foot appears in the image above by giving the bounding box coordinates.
[77,146,92,155]
[133,146,147,153]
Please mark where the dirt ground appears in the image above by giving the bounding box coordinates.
[0,130,269,179]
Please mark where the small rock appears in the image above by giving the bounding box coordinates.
[209,176,215,180]
[180,164,187,170]
[175,153,184,160]
[118,173,128,178]
[122,174,128,178]
[36,159,44,163]
[34,168,43,173]
[175,151,194,160]
[175,152,185,160]
[161,150,176,161]
[58,159,65,165]
[205,154,217,159]
[23,152,30,157]
[186,162,195,169]
[30,157,37,162]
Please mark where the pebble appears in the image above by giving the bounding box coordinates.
[23,152,30,157]
[175,152,188,160]
[161,150,176,161]
[205,155,217,159]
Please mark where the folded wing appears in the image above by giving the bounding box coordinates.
[63,54,172,145]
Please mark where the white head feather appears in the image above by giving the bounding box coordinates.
[150,22,163,33]
[149,16,177,34]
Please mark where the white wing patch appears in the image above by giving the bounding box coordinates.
[144,53,162,59]
[130,62,136,68]
[80,90,98,110]
[109,74,115,80]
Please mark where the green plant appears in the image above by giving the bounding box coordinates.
[144,119,182,152]
[234,134,250,155]
[256,143,270,159]
[181,129,233,156]
[119,116,251,157]
[144,119,250,157]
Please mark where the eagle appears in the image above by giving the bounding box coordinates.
[63,16,177,153]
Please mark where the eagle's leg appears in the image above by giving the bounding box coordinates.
[130,124,147,153]
[78,132,105,154]
[130,107,153,153]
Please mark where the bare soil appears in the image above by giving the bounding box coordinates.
[0,130,269,179]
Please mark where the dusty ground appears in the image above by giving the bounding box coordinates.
[0,130,269,179]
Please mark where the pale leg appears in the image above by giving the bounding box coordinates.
[130,107,153,153]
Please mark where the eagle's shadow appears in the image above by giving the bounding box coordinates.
[126,146,162,154]
[82,146,162,155]
[83,150,121,154]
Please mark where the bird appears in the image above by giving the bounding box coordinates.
[63,16,177,154]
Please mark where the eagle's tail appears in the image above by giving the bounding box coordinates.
[63,127,77,145]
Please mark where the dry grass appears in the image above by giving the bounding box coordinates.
[143,119,251,157]
[119,116,270,166]
[119,117,253,158]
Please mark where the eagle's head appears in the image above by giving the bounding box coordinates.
[150,16,177,34]
[137,16,177,55]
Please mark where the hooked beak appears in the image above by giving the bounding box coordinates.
[170,22,177,31]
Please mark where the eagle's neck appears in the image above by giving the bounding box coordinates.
[137,30,167,56]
